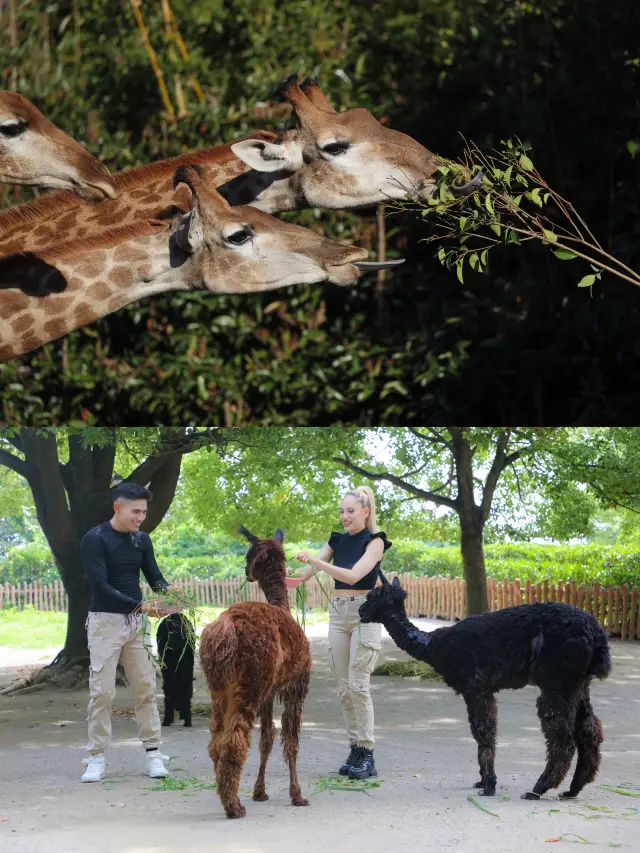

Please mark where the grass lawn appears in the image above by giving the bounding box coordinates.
[0,604,329,650]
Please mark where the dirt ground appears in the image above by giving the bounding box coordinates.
[1,619,639,853]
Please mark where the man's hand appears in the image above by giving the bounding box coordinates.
[139,600,180,618]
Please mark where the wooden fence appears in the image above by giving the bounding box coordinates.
[1,574,639,640]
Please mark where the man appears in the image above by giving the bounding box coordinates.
[80,482,174,783]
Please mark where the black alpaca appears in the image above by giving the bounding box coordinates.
[157,613,195,727]
[359,577,611,800]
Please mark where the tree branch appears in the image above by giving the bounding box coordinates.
[480,431,520,523]
[332,455,459,511]
[0,446,29,479]
[408,427,452,448]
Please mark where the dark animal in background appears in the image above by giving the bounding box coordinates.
[157,613,195,728]
[359,577,611,800]
[199,526,311,819]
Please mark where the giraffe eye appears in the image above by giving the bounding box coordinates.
[321,141,350,156]
[0,120,27,139]
[226,227,254,246]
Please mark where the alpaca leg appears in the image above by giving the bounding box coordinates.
[281,675,310,807]
[208,695,255,819]
[182,702,193,727]
[522,690,577,800]
[253,695,275,802]
[464,693,498,796]
[162,695,174,727]
[561,689,604,799]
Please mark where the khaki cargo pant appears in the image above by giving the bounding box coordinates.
[86,611,162,755]
[327,595,382,749]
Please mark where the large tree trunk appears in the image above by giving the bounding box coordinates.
[459,512,488,615]
[451,428,489,615]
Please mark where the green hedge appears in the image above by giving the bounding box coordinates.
[3,539,639,588]
[383,542,640,587]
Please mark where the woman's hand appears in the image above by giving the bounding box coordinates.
[295,551,312,564]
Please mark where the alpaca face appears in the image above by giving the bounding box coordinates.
[359,577,408,623]
[241,528,286,582]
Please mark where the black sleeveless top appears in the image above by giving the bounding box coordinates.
[327,528,392,591]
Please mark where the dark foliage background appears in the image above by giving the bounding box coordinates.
[1,0,639,426]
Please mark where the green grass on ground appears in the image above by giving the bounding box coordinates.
[0,604,328,650]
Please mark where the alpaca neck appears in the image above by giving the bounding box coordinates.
[260,575,290,610]
[384,609,434,663]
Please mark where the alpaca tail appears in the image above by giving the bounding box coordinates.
[589,626,612,681]
[199,613,238,693]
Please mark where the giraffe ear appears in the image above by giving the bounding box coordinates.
[230,137,303,174]
[174,209,204,254]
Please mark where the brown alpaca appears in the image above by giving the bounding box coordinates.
[199,526,311,819]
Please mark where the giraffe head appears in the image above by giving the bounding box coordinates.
[228,76,438,212]
[171,165,374,291]
[0,91,116,200]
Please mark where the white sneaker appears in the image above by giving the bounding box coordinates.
[81,753,105,783]
[146,751,170,778]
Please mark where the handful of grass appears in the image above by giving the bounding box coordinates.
[139,585,201,669]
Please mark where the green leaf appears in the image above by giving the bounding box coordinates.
[481,249,489,266]
[553,249,578,260]
[577,274,597,288]
[437,247,447,265]
[489,222,501,237]
[469,253,479,270]
[456,260,464,283]
[503,166,513,185]
[530,188,543,207]
[459,216,468,230]
[542,229,558,243]
[512,194,523,207]
[519,154,534,171]
[508,231,520,245]
[543,192,551,204]
[485,195,494,215]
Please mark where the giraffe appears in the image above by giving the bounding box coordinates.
[0,77,438,257]
[0,91,116,200]
[0,164,395,362]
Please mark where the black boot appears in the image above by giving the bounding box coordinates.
[338,743,359,776]
[348,747,377,780]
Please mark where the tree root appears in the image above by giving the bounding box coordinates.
[0,650,128,696]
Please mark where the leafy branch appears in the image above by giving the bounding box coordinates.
[393,138,640,291]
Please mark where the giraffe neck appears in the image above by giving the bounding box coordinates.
[0,133,300,257]
[0,224,189,362]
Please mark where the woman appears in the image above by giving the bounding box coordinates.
[292,485,392,780]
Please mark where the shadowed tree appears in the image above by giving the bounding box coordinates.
[0,427,254,692]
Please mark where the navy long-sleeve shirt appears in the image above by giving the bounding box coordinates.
[81,522,169,614]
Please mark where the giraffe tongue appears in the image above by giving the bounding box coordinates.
[353,259,406,271]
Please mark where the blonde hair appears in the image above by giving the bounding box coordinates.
[343,485,378,533]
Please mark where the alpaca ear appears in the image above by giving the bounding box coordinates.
[273,528,285,544]
[235,525,259,544]
[392,576,401,588]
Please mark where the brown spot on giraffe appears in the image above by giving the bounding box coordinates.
[0,292,30,319]
[43,317,69,341]
[114,244,148,263]
[87,281,115,302]
[74,302,99,327]
[11,313,35,334]
[108,266,135,287]
[42,294,75,315]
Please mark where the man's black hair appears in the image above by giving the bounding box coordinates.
[112,483,153,503]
